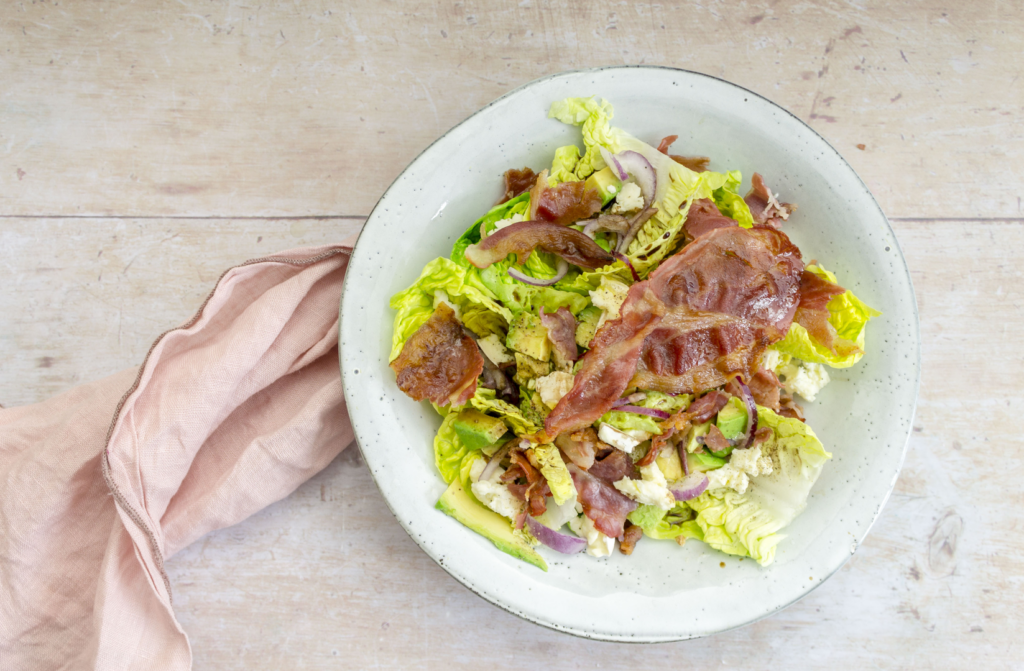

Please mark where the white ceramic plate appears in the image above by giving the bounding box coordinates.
[339,66,919,641]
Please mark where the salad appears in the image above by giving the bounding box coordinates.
[387,97,880,571]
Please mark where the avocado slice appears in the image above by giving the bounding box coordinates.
[584,166,622,206]
[656,446,685,481]
[506,312,551,362]
[685,420,712,454]
[512,352,552,388]
[575,305,603,348]
[716,396,748,441]
[688,450,727,473]
[435,479,547,571]
[452,409,508,451]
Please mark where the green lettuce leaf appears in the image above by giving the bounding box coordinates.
[389,257,511,361]
[550,145,582,184]
[628,502,700,541]
[772,264,882,368]
[468,388,539,435]
[555,262,635,296]
[434,413,476,485]
[532,443,577,505]
[548,97,621,179]
[599,410,661,435]
[686,406,832,565]
[711,170,754,228]
[642,391,691,415]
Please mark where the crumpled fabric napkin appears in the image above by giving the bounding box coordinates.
[0,243,356,670]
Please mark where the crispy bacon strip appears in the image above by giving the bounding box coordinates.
[390,303,483,406]
[569,464,637,538]
[683,198,737,242]
[511,449,548,517]
[544,226,803,437]
[792,268,848,354]
[540,307,578,364]
[748,368,782,412]
[656,134,710,172]
[703,425,731,452]
[745,173,795,227]
[464,220,615,270]
[639,390,730,466]
[587,449,637,482]
[528,169,604,226]
[499,167,538,204]
[779,390,805,422]
[554,428,600,470]
[619,523,644,555]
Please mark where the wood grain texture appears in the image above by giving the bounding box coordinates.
[1,1,1022,219]
[1,0,1022,667]
[0,218,362,407]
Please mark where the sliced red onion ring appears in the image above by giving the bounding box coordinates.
[599,146,628,181]
[526,516,587,554]
[615,206,657,254]
[679,443,690,476]
[615,150,657,209]
[612,392,647,408]
[733,375,758,448]
[507,258,568,287]
[669,472,709,501]
[617,405,670,420]
[611,251,641,282]
[479,443,511,484]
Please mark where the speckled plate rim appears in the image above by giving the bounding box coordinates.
[339,65,920,642]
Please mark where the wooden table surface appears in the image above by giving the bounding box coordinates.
[2,2,1021,668]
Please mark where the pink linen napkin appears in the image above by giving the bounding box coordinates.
[0,243,357,670]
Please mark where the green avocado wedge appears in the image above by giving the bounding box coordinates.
[435,479,548,571]
[452,409,508,451]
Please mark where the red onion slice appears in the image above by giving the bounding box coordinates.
[615,150,657,209]
[615,206,657,254]
[479,443,511,484]
[669,472,709,501]
[507,258,568,287]
[612,392,647,408]
[617,405,670,420]
[611,251,641,282]
[599,146,628,181]
[526,516,587,554]
[733,375,758,448]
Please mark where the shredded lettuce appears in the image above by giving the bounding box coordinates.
[600,410,662,435]
[642,391,691,415]
[687,406,832,565]
[388,257,510,361]
[532,443,577,505]
[468,388,538,435]
[556,262,635,296]
[772,264,882,368]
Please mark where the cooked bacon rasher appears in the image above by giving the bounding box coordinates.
[463,220,615,270]
[544,225,805,437]
[389,303,483,407]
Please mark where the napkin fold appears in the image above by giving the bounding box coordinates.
[0,243,356,670]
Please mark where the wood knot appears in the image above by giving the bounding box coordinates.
[927,509,964,577]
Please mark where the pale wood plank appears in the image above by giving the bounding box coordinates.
[0,217,362,408]
[1,1,1022,219]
